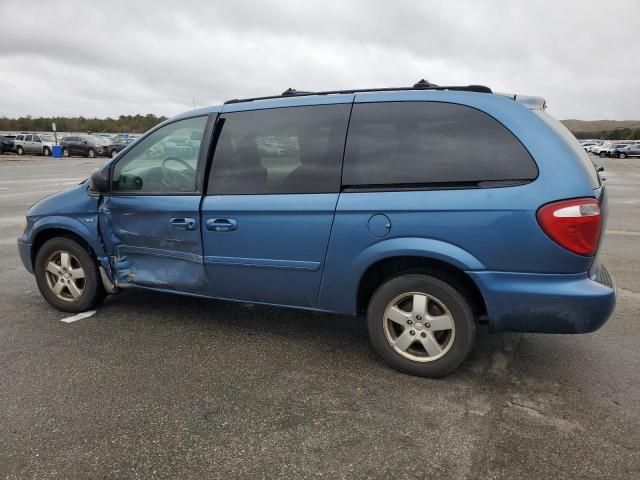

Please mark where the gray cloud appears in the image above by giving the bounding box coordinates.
[1,0,638,120]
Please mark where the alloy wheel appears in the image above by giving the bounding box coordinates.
[44,250,86,302]
[383,292,456,362]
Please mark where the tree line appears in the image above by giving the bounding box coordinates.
[572,128,640,140]
[0,114,168,133]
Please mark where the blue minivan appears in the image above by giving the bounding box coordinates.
[17,82,616,377]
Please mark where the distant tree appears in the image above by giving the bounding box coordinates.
[0,115,168,133]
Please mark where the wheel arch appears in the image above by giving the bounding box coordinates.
[345,237,486,317]
[29,219,105,270]
[356,255,487,318]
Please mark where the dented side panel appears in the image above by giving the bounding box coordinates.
[99,195,205,293]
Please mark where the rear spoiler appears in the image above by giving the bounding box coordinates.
[496,92,547,110]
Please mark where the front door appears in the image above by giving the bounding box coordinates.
[23,134,35,153]
[201,100,352,307]
[99,115,211,293]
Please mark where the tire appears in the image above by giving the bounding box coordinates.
[16,146,24,155]
[34,237,106,313]
[367,274,476,378]
[87,149,96,158]
[43,146,51,156]
[599,151,606,158]
[111,149,118,158]
[62,148,69,157]
[619,152,626,159]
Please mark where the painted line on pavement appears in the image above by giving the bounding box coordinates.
[606,230,640,237]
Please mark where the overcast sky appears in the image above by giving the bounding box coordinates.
[1,0,638,120]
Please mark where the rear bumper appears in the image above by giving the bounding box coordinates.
[468,266,616,333]
[17,238,33,274]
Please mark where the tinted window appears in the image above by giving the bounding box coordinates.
[111,116,207,193]
[25,135,33,142]
[208,104,350,195]
[343,102,537,187]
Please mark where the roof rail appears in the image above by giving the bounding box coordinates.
[224,80,492,104]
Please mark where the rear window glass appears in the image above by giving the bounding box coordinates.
[535,111,600,188]
[342,101,538,187]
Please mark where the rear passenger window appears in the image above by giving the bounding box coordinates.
[208,104,350,195]
[342,102,537,187]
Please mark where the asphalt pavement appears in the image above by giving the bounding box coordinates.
[0,154,638,479]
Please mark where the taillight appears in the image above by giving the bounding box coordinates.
[536,198,601,256]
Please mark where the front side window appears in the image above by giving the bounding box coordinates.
[25,135,33,142]
[208,104,350,195]
[111,116,207,193]
[343,101,537,187]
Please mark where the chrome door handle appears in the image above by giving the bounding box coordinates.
[206,218,237,232]
[170,217,196,231]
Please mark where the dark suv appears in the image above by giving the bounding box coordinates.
[60,135,107,158]
[17,82,616,377]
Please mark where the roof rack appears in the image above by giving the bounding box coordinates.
[224,79,492,104]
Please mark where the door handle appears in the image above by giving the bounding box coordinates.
[169,217,196,231]
[206,218,237,232]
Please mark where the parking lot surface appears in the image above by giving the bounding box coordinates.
[1,155,639,479]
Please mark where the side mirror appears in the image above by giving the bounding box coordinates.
[89,167,109,193]
[82,140,88,144]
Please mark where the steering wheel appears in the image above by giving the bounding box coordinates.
[161,157,195,190]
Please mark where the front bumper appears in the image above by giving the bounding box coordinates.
[17,238,33,274]
[468,266,616,334]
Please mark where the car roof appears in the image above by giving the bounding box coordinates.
[170,83,545,122]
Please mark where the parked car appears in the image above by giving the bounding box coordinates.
[13,133,57,156]
[615,144,640,159]
[17,82,615,378]
[0,135,14,154]
[580,141,599,152]
[103,137,135,157]
[592,142,629,158]
[590,142,611,157]
[59,135,108,158]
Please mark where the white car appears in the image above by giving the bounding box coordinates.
[13,133,57,156]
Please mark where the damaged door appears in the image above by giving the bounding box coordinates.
[99,116,210,293]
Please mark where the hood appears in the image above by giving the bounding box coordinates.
[27,181,98,218]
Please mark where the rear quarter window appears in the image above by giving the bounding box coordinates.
[342,101,538,187]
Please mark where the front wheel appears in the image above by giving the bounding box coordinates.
[367,274,476,377]
[111,149,118,158]
[599,151,607,158]
[62,148,69,157]
[87,149,96,158]
[619,152,627,159]
[34,237,106,312]
[43,146,51,156]
[16,146,24,155]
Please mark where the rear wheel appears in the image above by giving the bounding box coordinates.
[619,152,627,159]
[367,274,476,377]
[34,237,106,312]
[62,148,69,157]
[599,151,606,158]
[111,149,118,158]
[16,146,24,155]
[87,148,96,158]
